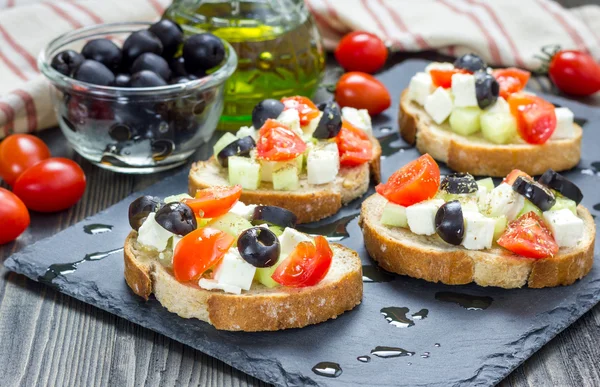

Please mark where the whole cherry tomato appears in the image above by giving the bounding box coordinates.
[13,158,86,212]
[0,187,30,244]
[508,93,556,144]
[336,120,373,167]
[497,212,558,258]
[256,119,307,161]
[548,50,600,96]
[0,134,50,186]
[185,185,242,218]
[272,235,333,287]
[334,72,391,116]
[335,31,388,74]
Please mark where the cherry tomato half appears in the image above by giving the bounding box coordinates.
[548,50,600,96]
[280,96,320,126]
[376,154,440,207]
[508,93,556,144]
[271,235,333,287]
[0,134,50,186]
[430,68,466,89]
[334,72,391,116]
[173,227,235,282]
[13,158,86,213]
[334,31,388,74]
[493,68,530,99]
[336,120,373,167]
[497,212,558,259]
[185,185,242,218]
[503,169,531,185]
[256,119,307,161]
[0,187,30,245]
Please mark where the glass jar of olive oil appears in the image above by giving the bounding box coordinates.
[164,0,326,130]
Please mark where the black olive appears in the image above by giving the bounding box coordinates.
[440,173,478,194]
[130,70,167,87]
[169,75,198,85]
[252,99,285,129]
[114,73,131,87]
[131,53,171,81]
[252,205,298,228]
[454,53,487,73]
[217,136,256,167]
[155,202,197,236]
[237,227,280,268]
[317,101,327,111]
[73,60,115,86]
[512,176,556,211]
[81,39,122,72]
[474,71,499,109]
[148,19,183,59]
[312,101,342,139]
[122,30,163,67]
[538,169,583,205]
[169,56,188,78]
[51,50,84,76]
[183,33,225,75]
[129,195,164,231]
[435,200,465,246]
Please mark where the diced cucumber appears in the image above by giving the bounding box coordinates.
[295,154,304,174]
[517,199,542,219]
[228,156,260,190]
[380,201,408,228]
[213,132,237,158]
[437,191,477,204]
[550,195,577,216]
[209,212,253,238]
[273,164,299,191]
[492,215,508,241]
[476,177,494,192]
[164,193,193,203]
[449,107,481,136]
[480,111,517,144]
[255,256,282,288]
[260,159,300,182]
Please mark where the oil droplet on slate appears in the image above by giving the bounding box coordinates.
[434,343,441,347]
[593,203,600,212]
[435,291,493,310]
[421,352,430,359]
[357,355,371,363]
[371,346,415,358]
[312,362,342,378]
[83,224,113,235]
[39,248,124,285]
[411,308,429,320]
[380,307,414,328]
[296,213,357,242]
[377,132,413,157]
[362,265,395,283]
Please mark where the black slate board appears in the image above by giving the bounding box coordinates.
[5,60,600,387]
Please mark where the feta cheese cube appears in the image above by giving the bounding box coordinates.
[302,111,323,136]
[451,73,478,107]
[425,62,454,73]
[462,212,496,250]
[407,72,434,106]
[214,249,256,291]
[551,107,575,140]
[198,278,242,295]
[341,107,373,134]
[484,183,524,221]
[406,199,444,235]
[236,125,257,139]
[425,87,454,124]
[484,97,509,115]
[276,109,302,136]
[476,186,489,211]
[543,209,584,247]
[279,227,312,256]
[137,212,174,251]
[229,201,257,220]
[307,143,340,185]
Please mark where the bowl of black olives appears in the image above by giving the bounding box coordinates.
[38,21,237,173]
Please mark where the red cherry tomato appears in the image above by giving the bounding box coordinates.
[493,68,531,99]
[334,72,391,116]
[13,158,86,213]
[0,134,50,186]
[280,96,320,126]
[173,227,235,282]
[497,212,558,259]
[507,93,556,144]
[0,187,30,244]
[272,235,333,287]
[430,68,467,88]
[336,120,373,167]
[503,169,531,185]
[256,119,307,161]
[185,185,242,218]
[548,50,600,96]
[376,154,440,207]
[334,31,388,74]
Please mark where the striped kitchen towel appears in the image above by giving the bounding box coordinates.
[0,0,599,138]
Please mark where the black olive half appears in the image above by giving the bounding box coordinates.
[155,202,197,236]
[216,136,256,167]
[237,227,280,268]
[252,99,285,129]
[435,200,465,246]
[312,100,342,139]
[538,169,583,205]
[453,53,487,73]
[512,176,556,211]
[440,173,478,194]
[129,195,164,231]
[474,71,499,109]
[252,205,298,228]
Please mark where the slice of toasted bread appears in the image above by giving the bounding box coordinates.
[399,90,582,177]
[188,136,381,224]
[124,231,363,331]
[359,193,595,289]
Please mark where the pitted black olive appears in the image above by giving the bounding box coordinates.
[435,200,465,246]
[216,136,256,167]
[512,176,556,211]
[128,195,164,231]
[252,99,285,129]
[51,50,84,76]
[155,202,197,236]
[440,173,478,194]
[538,169,583,204]
[454,53,487,73]
[252,205,298,228]
[312,100,342,139]
[237,227,280,268]
[474,71,499,109]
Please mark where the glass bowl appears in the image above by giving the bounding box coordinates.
[39,22,237,173]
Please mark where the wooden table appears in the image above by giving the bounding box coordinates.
[2,50,600,386]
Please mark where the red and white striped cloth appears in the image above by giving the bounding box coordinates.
[0,0,599,139]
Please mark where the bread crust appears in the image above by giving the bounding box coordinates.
[359,193,595,289]
[399,90,582,177]
[123,232,363,331]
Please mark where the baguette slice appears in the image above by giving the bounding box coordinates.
[399,90,582,177]
[124,231,363,331]
[189,136,381,224]
[359,193,595,289]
